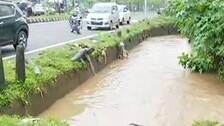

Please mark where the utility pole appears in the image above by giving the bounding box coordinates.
[43,0,47,13]
[80,0,82,12]
[144,0,147,19]
[67,0,69,13]
[162,0,165,7]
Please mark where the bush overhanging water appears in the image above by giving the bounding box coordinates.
[165,0,224,78]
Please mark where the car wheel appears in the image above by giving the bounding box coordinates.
[87,26,92,30]
[108,21,113,30]
[14,31,28,50]
[127,17,131,24]
[116,21,119,29]
[77,27,81,34]
[120,18,124,25]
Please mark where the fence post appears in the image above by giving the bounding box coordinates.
[0,50,6,90]
[16,45,25,82]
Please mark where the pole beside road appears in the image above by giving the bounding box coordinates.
[16,45,26,83]
[144,0,147,19]
[0,50,6,90]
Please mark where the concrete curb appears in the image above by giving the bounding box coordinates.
[26,16,69,24]
[25,12,147,24]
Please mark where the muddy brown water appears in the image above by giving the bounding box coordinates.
[39,35,224,126]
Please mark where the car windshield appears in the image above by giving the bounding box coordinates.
[19,2,32,9]
[91,4,111,13]
[118,6,124,12]
[35,4,43,8]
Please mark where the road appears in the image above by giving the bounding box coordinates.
[2,12,157,59]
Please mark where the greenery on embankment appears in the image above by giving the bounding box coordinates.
[0,115,68,126]
[192,119,220,126]
[0,116,220,126]
[0,16,172,108]
[165,0,224,79]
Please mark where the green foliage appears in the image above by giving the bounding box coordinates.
[192,119,219,126]
[165,0,224,78]
[0,16,172,108]
[0,115,69,126]
[178,52,214,73]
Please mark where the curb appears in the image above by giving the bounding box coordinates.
[26,16,69,24]
[25,12,146,24]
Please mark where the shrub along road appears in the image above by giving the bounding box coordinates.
[1,12,157,60]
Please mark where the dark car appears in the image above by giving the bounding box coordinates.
[16,1,35,17]
[0,1,29,49]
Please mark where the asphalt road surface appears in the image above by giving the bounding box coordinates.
[2,12,157,60]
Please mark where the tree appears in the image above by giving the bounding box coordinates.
[165,0,224,79]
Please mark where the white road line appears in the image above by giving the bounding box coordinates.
[132,20,138,22]
[83,18,138,22]
[3,31,112,60]
[3,19,140,60]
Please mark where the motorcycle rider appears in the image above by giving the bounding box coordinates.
[73,3,81,15]
[70,3,82,33]
[70,3,81,20]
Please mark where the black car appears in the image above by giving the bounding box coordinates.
[16,1,35,17]
[0,1,29,49]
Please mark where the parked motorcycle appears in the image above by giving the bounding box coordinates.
[69,16,82,34]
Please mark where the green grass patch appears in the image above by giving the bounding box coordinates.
[0,115,69,126]
[192,119,220,126]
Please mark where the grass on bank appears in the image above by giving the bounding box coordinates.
[0,115,221,126]
[0,115,69,126]
[192,119,220,126]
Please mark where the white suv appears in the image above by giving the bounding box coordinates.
[86,3,120,30]
[118,5,131,25]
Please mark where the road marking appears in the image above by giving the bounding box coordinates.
[3,19,140,60]
[82,18,138,23]
[3,31,113,60]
